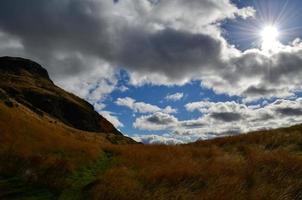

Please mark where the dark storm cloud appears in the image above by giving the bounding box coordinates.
[146,112,177,125]
[276,108,302,116]
[0,0,224,82]
[210,112,242,122]
[0,0,259,95]
[116,28,223,79]
[243,86,278,96]
[0,0,111,78]
[251,113,274,122]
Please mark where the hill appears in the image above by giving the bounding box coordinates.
[0,56,135,144]
[0,57,135,199]
[86,125,302,200]
[0,57,302,199]
[0,56,121,134]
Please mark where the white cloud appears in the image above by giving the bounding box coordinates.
[99,111,124,128]
[133,98,302,143]
[132,134,184,145]
[93,103,106,111]
[162,106,177,114]
[115,97,177,114]
[93,102,124,129]
[0,31,23,52]
[184,98,302,134]
[131,131,216,144]
[165,92,184,101]
[115,97,136,109]
[118,85,129,92]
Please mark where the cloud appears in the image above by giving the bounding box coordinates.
[183,98,302,134]
[131,131,217,144]
[201,44,302,102]
[210,112,242,122]
[134,112,178,130]
[0,0,253,87]
[133,98,302,142]
[93,102,124,128]
[132,134,184,145]
[0,31,23,53]
[2,0,298,102]
[118,85,129,92]
[115,97,135,109]
[2,0,302,103]
[54,56,118,103]
[165,92,184,101]
[115,97,177,114]
[276,108,302,116]
[98,111,124,128]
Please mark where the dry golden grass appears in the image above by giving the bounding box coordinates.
[1,97,302,199]
[88,126,302,200]
[0,100,110,188]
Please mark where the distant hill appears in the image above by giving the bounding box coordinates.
[0,56,135,144]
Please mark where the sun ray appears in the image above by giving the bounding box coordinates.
[260,25,279,51]
[275,0,289,25]
[224,0,302,52]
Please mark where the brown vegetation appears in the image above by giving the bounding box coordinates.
[1,96,302,199]
[88,126,302,200]
[0,98,111,188]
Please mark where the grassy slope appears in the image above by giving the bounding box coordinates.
[87,126,302,200]
[0,99,112,199]
[1,98,302,199]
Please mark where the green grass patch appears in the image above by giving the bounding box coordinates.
[0,151,114,200]
[58,152,114,200]
[0,176,57,200]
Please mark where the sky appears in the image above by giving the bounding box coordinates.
[1,0,302,144]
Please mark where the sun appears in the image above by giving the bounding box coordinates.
[260,25,279,51]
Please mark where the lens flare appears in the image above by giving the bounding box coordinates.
[260,25,279,50]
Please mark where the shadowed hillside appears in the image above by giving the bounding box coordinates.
[0,57,126,135]
[1,57,302,199]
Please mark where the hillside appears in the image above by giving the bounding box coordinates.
[86,125,302,200]
[2,110,302,199]
[0,57,134,198]
[0,56,135,144]
[0,56,122,134]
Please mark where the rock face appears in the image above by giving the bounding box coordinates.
[0,56,123,136]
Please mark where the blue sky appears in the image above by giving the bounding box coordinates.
[2,0,302,144]
[104,75,241,137]
[225,0,302,50]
